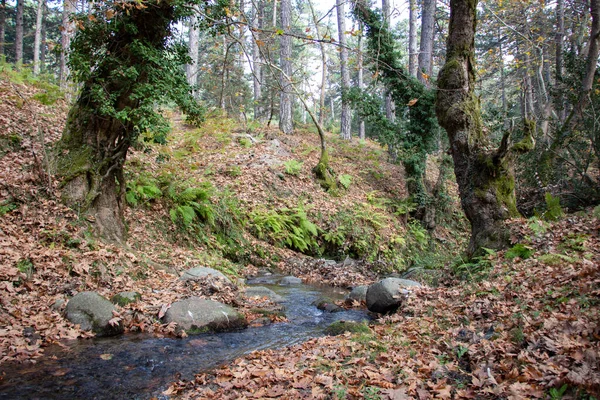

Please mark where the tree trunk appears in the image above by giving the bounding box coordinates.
[15,0,24,65]
[307,0,327,126]
[186,14,199,97]
[418,0,436,86]
[408,0,418,77]
[358,21,365,140]
[60,0,76,90]
[55,1,179,242]
[555,0,565,122]
[436,0,529,257]
[279,0,293,134]
[337,0,351,140]
[40,3,47,67]
[33,0,45,75]
[382,0,395,122]
[252,0,263,120]
[0,0,6,57]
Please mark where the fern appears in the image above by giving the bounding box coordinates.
[338,174,352,189]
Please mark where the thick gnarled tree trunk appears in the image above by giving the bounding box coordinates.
[55,2,177,242]
[436,0,532,257]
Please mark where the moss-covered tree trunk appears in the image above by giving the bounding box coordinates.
[54,2,176,242]
[436,0,532,257]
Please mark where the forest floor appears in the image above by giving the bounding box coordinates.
[1,74,599,399]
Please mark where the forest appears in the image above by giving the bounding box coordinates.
[0,0,599,398]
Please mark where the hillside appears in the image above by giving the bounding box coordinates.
[0,73,465,363]
[1,74,599,399]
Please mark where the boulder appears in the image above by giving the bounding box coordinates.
[346,285,368,303]
[65,292,123,336]
[180,267,231,284]
[244,286,285,303]
[111,291,142,307]
[313,298,342,313]
[162,297,246,333]
[366,278,421,314]
[279,276,302,286]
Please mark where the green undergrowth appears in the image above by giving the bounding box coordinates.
[0,61,64,106]
[122,116,467,275]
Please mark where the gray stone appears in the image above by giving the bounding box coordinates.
[111,291,142,307]
[65,292,123,337]
[162,297,246,333]
[366,278,422,314]
[313,298,342,313]
[244,286,285,303]
[180,267,231,284]
[279,276,302,286]
[346,285,368,303]
[51,298,65,311]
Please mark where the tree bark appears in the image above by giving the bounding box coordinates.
[307,0,327,126]
[358,21,365,140]
[0,0,6,57]
[382,0,395,122]
[15,0,24,65]
[33,0,45,75]
[60,0,76,90]
[40,3,47,67]
[555,0,565,122]
[252,0,263,120]
[418,0,436,86]
[436,0,529,257]
[186,14,199,97]
[408,0,418,77]
[337,0,351,140]
[279,0,294,134]
[55,1,179,242]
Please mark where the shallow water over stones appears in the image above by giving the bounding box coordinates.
[0,276,369,400]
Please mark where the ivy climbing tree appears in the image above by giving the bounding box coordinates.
[54,0,207,241]
[436,0,534,257]
[352,2,438,224]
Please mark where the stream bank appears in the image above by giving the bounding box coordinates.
[0,276,370,400]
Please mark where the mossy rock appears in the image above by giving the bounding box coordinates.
[111,291,142,307]
[324,320,370,336]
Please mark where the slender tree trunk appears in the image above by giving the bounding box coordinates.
[60,0,76,90]
[252,0,263,120]
[0,0,6,58]
[33,0,45,75]
[418,0,436,86]
[15,0,24,66]
[408,0,418,77]
[40,3,47,67]
[307,0,327,126]
[436,0,531,257]
[186,14,199,97]
[382,0,395,122]
[337,0,351,140]
[358,21,365,140]
[279,0,293,134]
[555,0,565,122]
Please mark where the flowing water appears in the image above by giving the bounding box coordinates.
[0,275,370,399]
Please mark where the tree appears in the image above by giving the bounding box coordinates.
[15,0,24,65]
[337,0,351,140]
[408,0,417,77]
[357,20,365,140]
[53,0,205,241]
[418,0,436,85]
[0,0,6,57]
[60,0,75,89]
[33,0,45,75]
[382,0,395,122]
[436,0,533,257]
[252,0,263,120]
[186,13,199,97]
[279,0,293,134]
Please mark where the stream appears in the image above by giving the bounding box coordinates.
[0,275,370,399]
